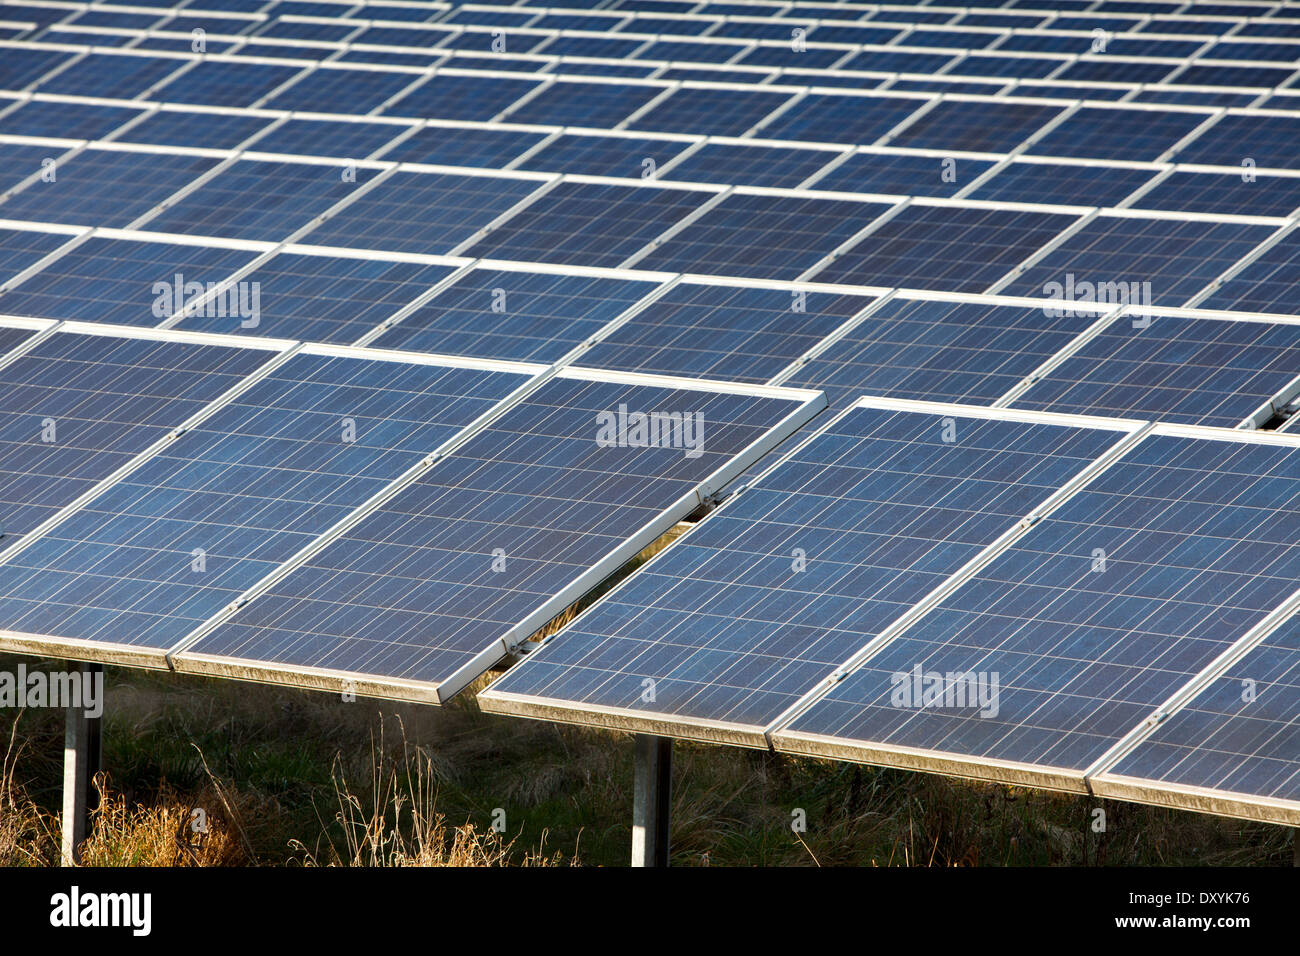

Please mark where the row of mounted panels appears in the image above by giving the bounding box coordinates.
[14,9,1300,99]
[481,398,1300,827]
[0,318,823,701]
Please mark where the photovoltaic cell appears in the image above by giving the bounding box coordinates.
[169,252,456,342]
[0,330,275,550]
[636,193,891,281]
[1012,315,1300,427]
[0,237,258,325]
[177,374,814,697]
[783,431,1300,775]
[0,47,77,90]
[1104,612,1300,806]
[817,205,1080,293]
[370,268,658,363]
[303,170,544,255]
[0,351,533,650]
[786,299,1101,408]
[579,283,873,383]
[482,405,1130,736]
[1003,216,1276,307]
[461,180,714,269]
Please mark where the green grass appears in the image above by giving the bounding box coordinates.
[1,655,1293,866]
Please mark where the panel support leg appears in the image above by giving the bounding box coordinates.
[61,662,102,867]
[631,734,671,868]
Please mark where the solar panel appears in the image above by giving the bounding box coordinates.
[303,169,546,254]
[0,346,540,660]
[663,143,839,189]
[812,152,996,200]
[967,160,1158,207]
[369,265,660,362]
[1002,214,1278,306]
[461,179,715,269]
[775,427,1300,787]
[0,146,221,228]
[816,203,1081,292]
[1024,106,1213,162]
[578,281,875,382]
[151,59,308,107]
[628,86,797,137]
[379,125,546,168]
[1198,226,1300,315]
[635,192,893,281]
[480,401,1138,742]
[514,132,691,177]
[171,370,822,702]
[1010,312,1300,428]
[0,235,260,326]
[168,250,458,342]
[0,325,282,553]
[784,296,1107,408]
[0,225,76,285]
[1096,607,1300,824]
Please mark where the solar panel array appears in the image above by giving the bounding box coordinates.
[3,0,1300,830]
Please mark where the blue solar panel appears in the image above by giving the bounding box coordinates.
[515,132,690,177]
[636,192,892,281]
[1199,228,1300,316]
[1104,611,1300,806]
[786,298,1101,408]
[113,109,272,149]
[817,205,1080,293]
[1003,216,1276,307]
[629,87,797,138]
[0,330,276,550]
[379,125,545,167]
[482,404,1132,736]
[1012,315,1300,427]
[813,153,996,199]
[153,59,307,107]
[839,50,959,73]
[0,350,534,651]
[303,170,543,254]
[382,73,541,121]
[250,118,409,159]
[739,45,849,69]
[169,252,456,342]
[888,99,1066,154]
[579,282,873,382]
[0,227,73,285]
[462,180,713,269]
[370,268,658,362]
[259,65,415,113]
[0,236,258,326]
[968,161,1158,207]
[758,93,928,146]
[1172,64,1294,88]
[663,143,839,189]
[176,373,816,698]
[0,47,76,89]
[1173,114,1300,169]
[0,147,220,228]
[505,78,665,127]
[1133,171,1300,218]
[782,430,1300,775]
[1026,107,1211,162]
[0,101,143,139]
